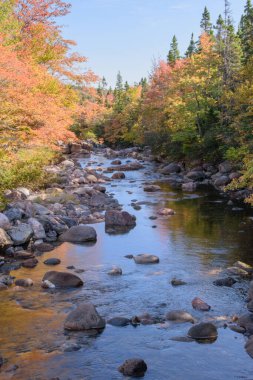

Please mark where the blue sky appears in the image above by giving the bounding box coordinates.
[62,0,245,86]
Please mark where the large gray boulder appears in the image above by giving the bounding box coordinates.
[118,358,148,377]
[59,225,97,243]
[7,223,33,245]
[64,303,105,330]
[43,271,83,288]
[0,213,11,230]
[0,228,13,249]
[105,210,136,228]
[161,163,181,175]
[28,218,46,239]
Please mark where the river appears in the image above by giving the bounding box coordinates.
[1,151,253,380]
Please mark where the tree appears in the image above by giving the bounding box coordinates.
[167,35,180,65]
[185,33,197,57]
[239,0,253,62]
[200,6,212,34]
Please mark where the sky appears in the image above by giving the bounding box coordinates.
[62,0,245,87]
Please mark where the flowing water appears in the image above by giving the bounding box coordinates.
[1,152,253,380]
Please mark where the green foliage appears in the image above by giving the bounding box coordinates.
[167,35,180,65]
[0,147,57,208]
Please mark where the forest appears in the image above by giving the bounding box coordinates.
[0,0,253,204]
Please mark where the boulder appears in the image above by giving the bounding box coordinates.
[0,213,10,230]
[64,303,105,330]
[59,226,97,243]
[238,314,253,335]
[7,224,33,245]
[44,258,61,266]
[105,210,136,228]
[112,172,126,179]
[245,337,253,359]
[192,297,211,311]
[214,176,230,187]
[186,171,206,181]
[133,254,159,264]
[28,218,46,239]
[188,323,218,341]
[0,228,13,249]
[41,280,55,289]
[219,161,233,174]
[160,163,181,175]
[61,160,75,168]
[107,317,130,327]
[4,207,24,222]
[118,358,147,377]
[43,271,83,288]
[233,261,253,274]
[166,310,195,323]
[15,278,33,287]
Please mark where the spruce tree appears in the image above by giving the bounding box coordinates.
[167,35,180,65]
[239,0,253,62]
[200,6,212,33]
[185,33,196,57]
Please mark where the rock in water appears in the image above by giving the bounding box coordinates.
[59,226,97,243]
[107,317,130,327]
[15,278,33,287]
[245,337,253,359]
[43,258,61,266]
[238,314,253,335]
[192,297,211,311]
[105,210,136,228]
[188,323,218,342]
[213,277,236,287]
[118,358,147,377]
[64,303,105,330]
[133,254,159,264]
[108,267,122,276]
[166,310,195,323]
[21,258,38,268]
[43,271,83,288]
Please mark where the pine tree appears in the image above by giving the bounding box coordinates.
[239,0,253,62]
[185,33,197,57]
[167,35,180,65]
[200,6,212,33]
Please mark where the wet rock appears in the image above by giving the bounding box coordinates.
[171,278,187,286]
[108,267,122,276]
[188,323,218,341]
[133,254,159,264]
[28,218,46,239]
[229,325,246,334]
[34,242,54,253]
[125,254,134,259]
[166,310,195,323]
[219,161,233,174]
[111,160,122,165]
[226,266,250,278]
[157,208,175,216]
[0,213,11,230]
[43,271,83,288]
[59,226,97,243]
[233,261,253,274]
[64,303,105,331]
[214,176,230,187]
[143,185,161,192]
[118,358,147,377]
[105,210,136,228]
[112,172,126,179]
[135,313,156,325]
[238,314,253,335]
[44,258,61,266]
[192,297,211,311]
[107,317,130,327]
[245,337,253,359]
[160,163,181,175]
[182,182,197,192]
[14,250,34,260]
[15,278,33,287]
[41,280,55,289]
[0,228,13,250]
[213,277,236,287]
[187,171,206,181]
[7,224,33,245]
[22,258,38,269]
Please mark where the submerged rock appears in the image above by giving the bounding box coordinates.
[213,277,236,287]
[59,225,97,243]
[166,310,195,323]
[108,267,122,276]
[133,254,159,264]
[143,185,161,192]
[43,271,83,288]
[64,303,105,331]
[107,317,130,327]
[21,258,38,268]
[238,314,253,335]
[15,278,33,287]
[43,258,61,266]
[118,358,147,377]
[171,278,187,286]
[188,323,218,342]
[112,172,125,179]
[192,297,211,312]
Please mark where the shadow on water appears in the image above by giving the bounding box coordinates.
[0,153,253,379]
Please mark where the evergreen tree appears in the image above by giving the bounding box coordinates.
[185,33,197,57]
[200,6,212,33]
[239,0,253,62]
[167,35,180,65]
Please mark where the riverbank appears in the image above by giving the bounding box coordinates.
[0,143,253,379]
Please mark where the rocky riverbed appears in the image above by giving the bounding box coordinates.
[0,143,253,379]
